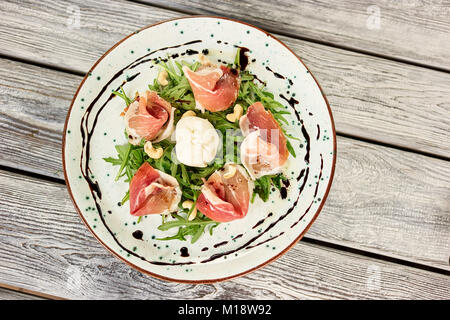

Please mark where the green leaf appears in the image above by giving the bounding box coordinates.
[234,47,241,68]
[157,219,215,231]
[209,223,219,235]
[103,157,122,166]
[115,144,132,181]
[286,139,296,157]
[121,190,130,205]
[112,86,133,106]
[191,225,206,244]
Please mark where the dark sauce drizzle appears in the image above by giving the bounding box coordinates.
[290,154,323,228]
[213,241,229,248]
[180,247,189,257]
[280,187,288,199]
[236,46,250,70]
[246,231,285,249]
[127,40,201,70]
[265,66,285,79]
[232,234,243,241]
[79,40,202,266]
[301,122,311,164]
[290,201,314,229]
[279,94,299,119]
[252,212,273,229]
[132,230,143,240]
[278,94,310,164]
[314,154,324,198]
[316,124,320,140]
[297,168,309,193]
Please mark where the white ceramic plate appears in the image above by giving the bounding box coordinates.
[63,16,336,283]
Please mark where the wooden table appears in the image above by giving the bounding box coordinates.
[0,0,449,300]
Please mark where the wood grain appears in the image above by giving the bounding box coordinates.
[0,0,449,157]
[0,287,46,300]
[0,169,448,300]
[141,0,450,71]
[0,58,449,271]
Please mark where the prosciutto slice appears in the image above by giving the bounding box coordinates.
[183,65,240,112]
[125,90,174,145]
[196,163,253,222]
[129,162,181,216]
[239,102,289,179]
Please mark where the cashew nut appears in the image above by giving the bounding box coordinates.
[182,200,197,221]
[144,141,163,159]
[158,69,169,86]
[226,104,244,122]
[223,165,237,179]
[181,110,196,119]
[198,53,215,67]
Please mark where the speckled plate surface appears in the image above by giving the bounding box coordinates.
[62,16,336,283]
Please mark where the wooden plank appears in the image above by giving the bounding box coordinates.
[0,287,46,300]
[0,170,448,300]
[141,0,450,71]
[0,58,449,271]
[0,59,77,178]
[1,1,449,158]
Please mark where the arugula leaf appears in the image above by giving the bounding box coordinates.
[103,157,122,166]
[156,213,218,243]
[157,219,215,231]
[121,190,130,205]
[115,144,132,181]
[253,173,286,202]
[190,224,206,244]
[112,86,133,106]
[286,140,296,158]
[234,47,241,68]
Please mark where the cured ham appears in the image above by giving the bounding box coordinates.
[182,65,240,112]
[196,163,253,222]
[129,162,181,216]
[124,90,175,145]
[239,102,289,179]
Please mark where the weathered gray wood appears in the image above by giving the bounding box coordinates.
[0,0,449,157]
[276,34,450,159]
[310,137,450,270]
[141,0,450,71]
[0,287,46,300]
[0,60,77,178]
[0,169,448,300]
[0,58,449,271]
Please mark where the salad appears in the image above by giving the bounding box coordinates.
[104,49,297,244]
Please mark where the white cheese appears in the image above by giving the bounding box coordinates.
[175,116,220,167]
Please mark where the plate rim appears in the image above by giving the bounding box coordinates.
[62,15,337,284]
